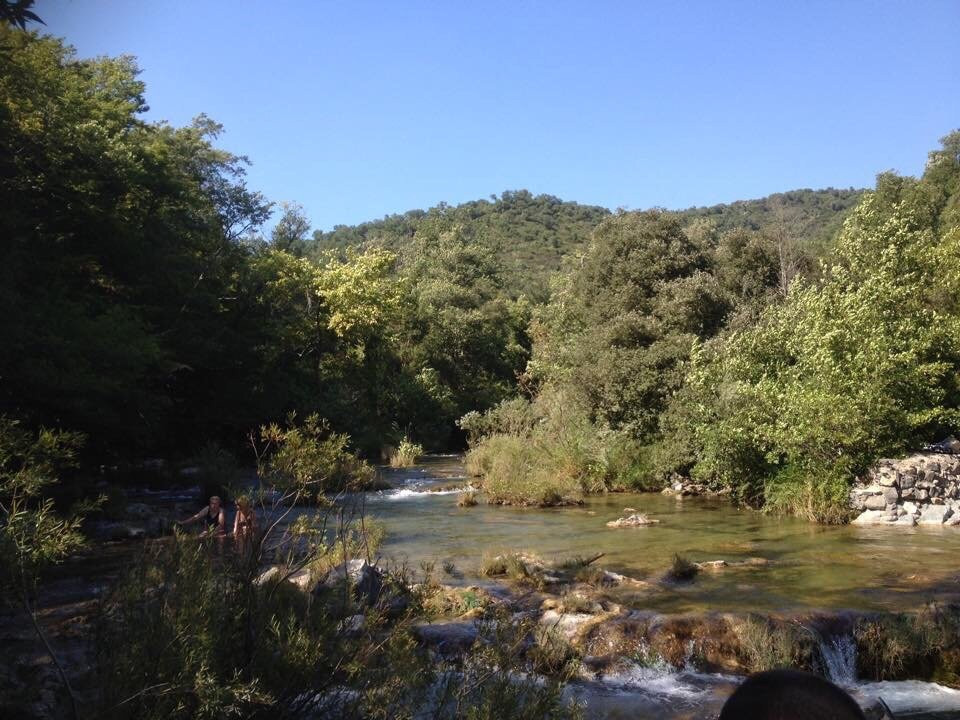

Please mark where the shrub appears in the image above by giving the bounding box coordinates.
[855,605,960,684]
[528,626,580,677]
[667,554,698,582]
[732,616,817,673]
[96,495,579,719]
[253,413,375,493]
[389,437,424,468]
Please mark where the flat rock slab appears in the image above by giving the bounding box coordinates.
[606,513,659,528]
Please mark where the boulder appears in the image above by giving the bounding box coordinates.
[877,473,899,488]
[254,566,280,586]
[900,474,916,490]
[863,495,887,511]
[918,505,953,526]
[540,609,597,640]
[414,620,479,655]
[882,486,900,505]
[606,513,659,528]
[851,510,888,525]
[895,515,917,527]
[321,559,384,605]
[288,568,312,591]
[903,501,919,515]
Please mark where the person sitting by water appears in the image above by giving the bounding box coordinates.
[718,669,870,720]
[232,494,257,546]
[176,495,226,538]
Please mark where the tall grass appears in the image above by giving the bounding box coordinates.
[389,437,424,468]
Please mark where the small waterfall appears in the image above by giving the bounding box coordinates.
[818,633,857,686]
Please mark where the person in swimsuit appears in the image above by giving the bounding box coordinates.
[232,495,257,549]
[176,495,226,538]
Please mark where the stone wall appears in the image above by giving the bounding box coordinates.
[850,453,960,526]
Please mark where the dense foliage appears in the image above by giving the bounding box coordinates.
[3,23,948,521]
[0,28,529,461]
[466,133,960,520]
[685,138,960,521]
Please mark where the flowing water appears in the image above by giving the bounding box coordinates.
[366,457,960,613]
[356,457,960,718]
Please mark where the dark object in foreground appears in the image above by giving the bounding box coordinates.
[719,670,869,720]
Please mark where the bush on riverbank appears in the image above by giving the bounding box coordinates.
[686,138,960,522]
[96,508,579,719]
[855,604,960,686]
[464,133,960,522]
[461,388,656,506]
[254,413,377,493]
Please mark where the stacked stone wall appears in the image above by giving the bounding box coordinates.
[850,453,960,526]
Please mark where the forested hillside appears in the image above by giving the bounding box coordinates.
[307,188,862,299]
[465,133,960,521]
[2,23,954,528]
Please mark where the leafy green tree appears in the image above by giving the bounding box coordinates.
[271,201,312,256]
[688,134,960,520]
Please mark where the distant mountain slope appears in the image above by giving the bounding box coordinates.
[677,187,864,255]
[307,187,864,298]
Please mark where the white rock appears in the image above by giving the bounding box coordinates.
[918,505,953,525]
[851,510,888,525]
[254,566,280,586]
[540,610,595,640]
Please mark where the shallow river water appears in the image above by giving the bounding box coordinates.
[367,457,960,614]
[356,456,960,718]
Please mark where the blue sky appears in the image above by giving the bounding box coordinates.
[37,0,960,231]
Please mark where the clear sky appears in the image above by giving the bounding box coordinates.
[36,0,960,231]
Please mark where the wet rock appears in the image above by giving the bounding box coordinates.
[852,510,888,525]
[88,520,147,540]
[895,515,917,527]
[606,513,659,528]
[696,560,729,571]
[600,570,648,587]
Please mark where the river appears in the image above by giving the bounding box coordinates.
[359,456,960,719]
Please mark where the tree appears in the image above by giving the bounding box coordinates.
[271,201,311,256]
